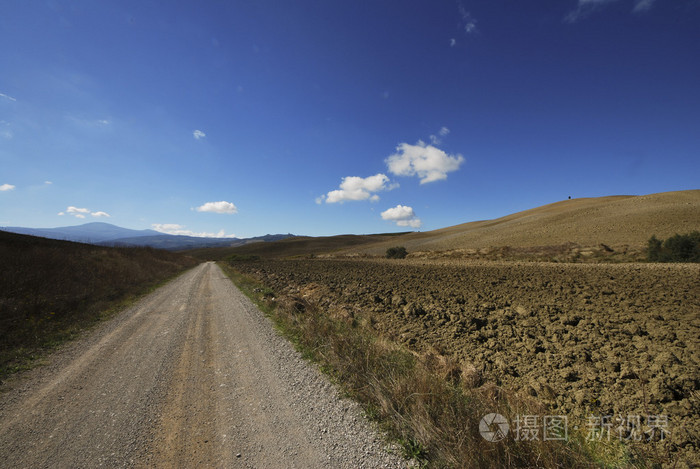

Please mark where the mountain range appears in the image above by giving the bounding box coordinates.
[1,222,294,250]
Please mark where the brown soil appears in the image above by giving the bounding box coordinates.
[232,258,700,466]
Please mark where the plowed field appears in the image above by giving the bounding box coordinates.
[232,258,700,466]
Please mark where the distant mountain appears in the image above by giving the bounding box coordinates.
[102,233,294,251]
[2,222,160,244]
[1,222,296,251]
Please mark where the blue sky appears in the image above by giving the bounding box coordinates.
[1,0,698,238]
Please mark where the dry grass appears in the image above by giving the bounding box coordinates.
[0,230,198,380]
[344,190,700,256]
[189,191,699,263]
[220,262,647,468]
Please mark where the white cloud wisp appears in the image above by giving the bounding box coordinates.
[196,201,238,214]
[566,0,656,22]
[0,183,15,191]
[381,205,422,229]
[58,206,110,219]
[152,223,236,238]
[386,141,464,184]
[318,173,396,204]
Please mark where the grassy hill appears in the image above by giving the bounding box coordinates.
[191,190,699,261]
[0,230,198,380]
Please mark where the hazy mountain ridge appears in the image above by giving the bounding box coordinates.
[1,222,295,251]
[2,222,160,244]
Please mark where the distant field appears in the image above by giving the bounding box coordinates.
[188,190,700,262]
[187,232,411,261]
[0,230,198,380]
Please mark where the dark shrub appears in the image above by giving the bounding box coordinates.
[647,231,700,262]
[386,246,408,259]
[647,235,663,262]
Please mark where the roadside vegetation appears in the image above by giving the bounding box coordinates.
[0,230,197,381]
[647,231,700,262]
[219,259,650,468]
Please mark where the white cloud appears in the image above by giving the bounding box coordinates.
[320,173,396,204]
[152,223,236,238]
[450,38,456,47]
[386,141,464,184]
[458,3,478,34]
[566,0,615,22]
[59,206,110,219]
[381,205,422,229]
[633,0,655,12]
[193,129,206,140]
[0,183,15,191]
[0,92,16,102]
[45,181,53,185]
[429,127,451,145]
[196,200,238,214]
[566,0,654,21]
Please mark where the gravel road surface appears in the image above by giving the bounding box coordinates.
[0,262,407,468]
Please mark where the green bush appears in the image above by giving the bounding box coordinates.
[647,231,700,262]
[385,246,408,259]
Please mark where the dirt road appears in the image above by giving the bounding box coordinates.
[0,262,406,468]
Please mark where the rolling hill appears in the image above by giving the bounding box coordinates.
[350,189,700,256]
[196,189,699,260]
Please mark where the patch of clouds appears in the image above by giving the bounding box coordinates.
[450,38,457,47]
[195,201,238,214]
[152,223,237,238]
[386,141,464,184]
[0,183,16,191]
[381,205,422,229]
[45,181,53,185]
[58,206,110,219]
[193,129,206,140]
[0,92,17,102]
[633,0,655,12]
[429,126,451,145]
[458,3,478,34]
[318,173,397,204]
[0,120,12,139]
[566,0,655,22]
